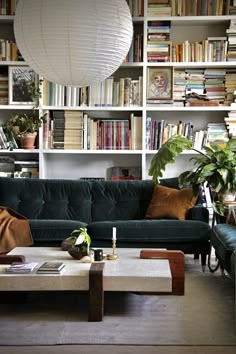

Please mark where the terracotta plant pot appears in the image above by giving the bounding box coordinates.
[21,132,37,149]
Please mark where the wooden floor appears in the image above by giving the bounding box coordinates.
[1,345,236,354]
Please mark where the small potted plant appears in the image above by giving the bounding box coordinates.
[62,227,91,260]
[4,112,46,149]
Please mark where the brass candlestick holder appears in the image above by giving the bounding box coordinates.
[107,239,118,260]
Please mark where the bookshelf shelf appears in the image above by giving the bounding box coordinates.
[42,106,143,112]
[0,61,26,66]
[146,106,233,111]
[147,16,236,25]
[43,149,143,155]
[146,62,236,68]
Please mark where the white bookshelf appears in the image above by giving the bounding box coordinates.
[0,0,236,180]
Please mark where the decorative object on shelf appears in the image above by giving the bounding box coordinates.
[148,135,236,216]
[107,166,142,180]
[63,227,91,260]
[8,66,39,105]
[147,66,173,101]
[14,0,133,87]
[4,112,47,149]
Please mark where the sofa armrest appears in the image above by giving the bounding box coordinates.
[188,204,209,223]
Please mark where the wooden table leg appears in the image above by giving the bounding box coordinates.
[88,262,105,322]
[0,255,25,264]
[0,254,26,303]
[140,250,185,295]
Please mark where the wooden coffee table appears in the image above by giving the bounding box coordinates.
[0,247,184,321]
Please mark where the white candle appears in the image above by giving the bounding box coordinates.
[112,227,116,240]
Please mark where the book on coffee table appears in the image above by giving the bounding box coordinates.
[5,262,38,273]
[37,261,65,274]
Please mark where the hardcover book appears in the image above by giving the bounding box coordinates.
[37,261,65,274]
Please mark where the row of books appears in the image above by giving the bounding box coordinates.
[226,19,236,62]
[0,74,8,105]
[148,0,231,16]
[126,0,144,17]
[43,76,143,108]
[0,39,19,62]
[43,111,142,151]
[146,117,193,149]
[147,36,229,63]
[173,37,228,63]
[125,33,143,63]
[0,0,17,15]
[145,117,229,150]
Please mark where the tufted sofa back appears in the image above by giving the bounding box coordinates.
[0,178,93,222]
[0,177,160,222]
[0,177,186,222]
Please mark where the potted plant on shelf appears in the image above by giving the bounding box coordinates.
[4,112,46,149]
[148,135,236,216]
[62,227,92,260]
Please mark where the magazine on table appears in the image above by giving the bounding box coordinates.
[5,262,38,273]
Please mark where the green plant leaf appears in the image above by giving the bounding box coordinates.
[148,135,192,183]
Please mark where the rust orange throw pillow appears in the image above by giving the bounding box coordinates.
[145,184,198,220]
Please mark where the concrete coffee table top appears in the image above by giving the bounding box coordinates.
[0,247,185,321]
[0,247,171,292]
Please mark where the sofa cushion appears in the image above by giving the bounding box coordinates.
[145,184,198,220]
[29,219,87,245]
[87,219,211,248]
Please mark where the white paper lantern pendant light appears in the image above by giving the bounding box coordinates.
[14,0,133,87]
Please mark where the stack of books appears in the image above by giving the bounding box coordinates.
[36,261,65,274]
[64,110,84,149]
[224,109,236,137]
[147,21,171,62]
[5,262,38,273]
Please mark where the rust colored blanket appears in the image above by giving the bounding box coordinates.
[0,206,33,253]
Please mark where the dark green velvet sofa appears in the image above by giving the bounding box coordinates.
[211,224,236,281]
[0,177,211,267]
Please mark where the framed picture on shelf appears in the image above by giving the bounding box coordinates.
[147,66,173,100]
[8,66,38,105]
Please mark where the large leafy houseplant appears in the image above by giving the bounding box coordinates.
[148,135,236,215]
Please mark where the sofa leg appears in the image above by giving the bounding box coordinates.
[201,254,207,272]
